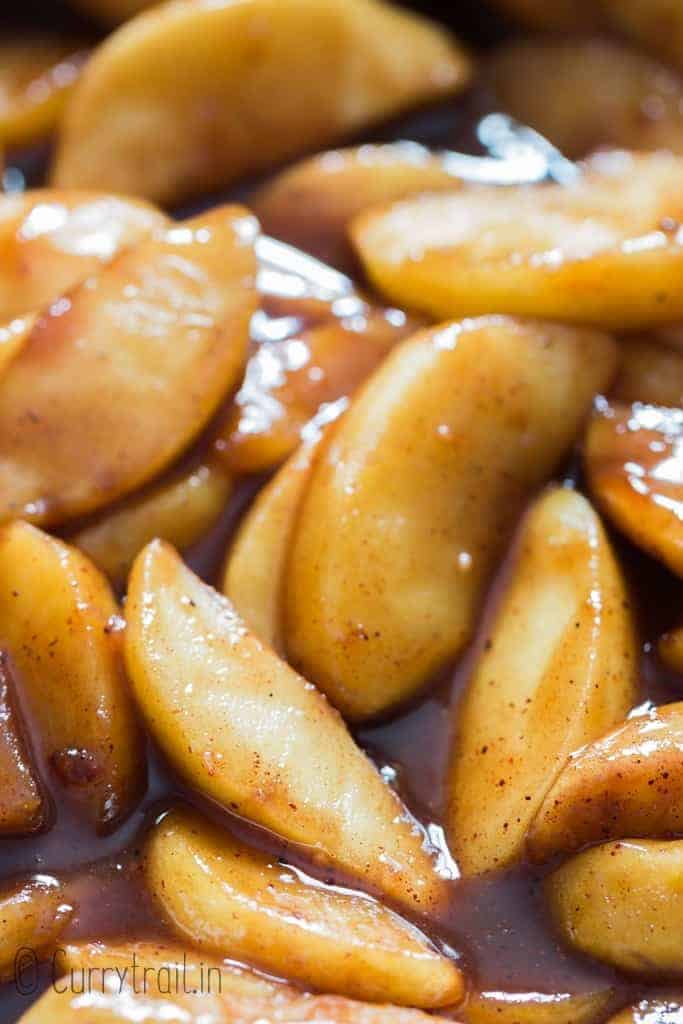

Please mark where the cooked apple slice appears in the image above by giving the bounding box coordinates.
[612,336,683,407]
[0,876,72,982]
[126,540,446,914]
[660,624,683,674]
[253,143,464,274]
[52,0,470,205]
[464,989,615,1024]
[285,317,618,721]
[71,459,232,588]
[0,38,89,148]
[606,996,683,1024]
[585,399,683,578]
[0,190,166,322]
[0,316,36,380]
[446,487,638,877]
[0,206,257,527]
[546,838,683,975]
[223,436,322,649]
[146,807,462,1006]
[0,652,46,835]
[528,703,683,862]
[486,38,683,160]
[0,521,145,831]
[352,152,683,329]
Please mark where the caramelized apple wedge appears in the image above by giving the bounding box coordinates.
[528,703,683,862]
[0,206,257,527]
[0,653,45,835]
[612,336,683,407]
[585,400,683,578]
[606,996,683,1024]
[223,436,322,649]
[71,459,232,588]
[253,143,463,274]
[0,876,72,982]
[0,190,166,322]
[0,521,145,831]
[285,317,618,721]
[146,807,463,1007]
[546,839,683,975]
[352,152,683,329]
[125,541,445,914]
[447,488,638,877]
[52,0,469,205]
[464,989,615,1024]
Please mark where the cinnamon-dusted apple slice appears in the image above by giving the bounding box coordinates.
[612,336,683,408]
[285,317,618,722]
[125,541,445,915]
[0,205,257,527]
[253,143,464,274]
[0,876,72,982]
[0,521,145,832]
[546,839,683,975]
[447,487,637,877]
[71,458,232,588]
[0,190,166,322]
[464,988,615,1024]
[0,37,89,148]
[0,653,46,835]
[486,38,683,160]
[528,704,683,862]
[52,0,469,205]
[352,152,683,329]
[146,807,462,1007]
[223,435,322,649]
[585,400,683,578]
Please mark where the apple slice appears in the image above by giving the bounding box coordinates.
[528,703,683,862]
[352,152,683,329]
[52,0,469,205]
[446,487,638,877]
[606,997,683,1024]
[71,459,232,588]
[585,399,683,578]
[146,807,462,1007]
[253,143,464,274]
[0,205,257,527]
[125,540,446,915]
[546,839,683,975]
[612,336,683,408]
[0,316,36,380]
[660,625,683,674]
[0,652,46,835]
[0,190,166,322]
[464,989,615,1024]
[0,876,72,982]
[0,521,145,832]
[285,317,618,721]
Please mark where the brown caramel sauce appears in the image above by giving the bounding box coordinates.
[2,88,683,1020]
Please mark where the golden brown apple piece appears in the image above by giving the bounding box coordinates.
[0,205,257,527]
[352,152,683,329]
[612,336,683,408]
[528,703,683,862]
[0,38,89,148]
[486,38,683,160]
[223,434,322,649]
[0,190,166,322]
[70,458,232,589]
[252,143,464,274]
[464,989,615,1024]
[285,317,618,722]
[0,876,72,982]
[606,996,683,1024]
[585,399,683,578]
[0,652,46,835]
[146,807,463,1007]
[660,624,683,674]
[0,521,145,832]
[52,0,470,205]
[125,540,446,915]
[0,316,36,380]
[447,487,637,877]
[546,839,683,975]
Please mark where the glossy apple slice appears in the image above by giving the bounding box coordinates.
[125,540,445,915]
[0,652,46,835]
[0,205,257,527]
[0,521,145,832]
[0,876,72,982]
[0,190,166,322]
[606,996,683,1024]
[352,152,683,329]
[285,317,618,721]
[146,807,463,1007]
[585,399,683,578]
[464,989,615,1024]
[446,488,638,876]
[52,0,469,205]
